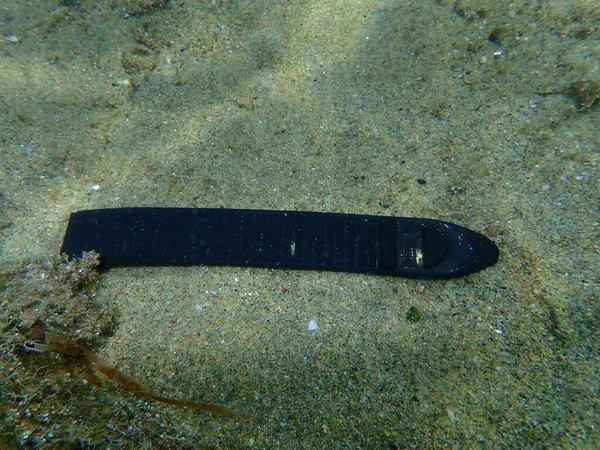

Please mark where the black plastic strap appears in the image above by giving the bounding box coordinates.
[60,208,499,278]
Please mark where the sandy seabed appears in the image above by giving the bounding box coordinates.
[1,0,598,448]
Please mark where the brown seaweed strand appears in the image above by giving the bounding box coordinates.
[47,332,148,393]
[80,356,103,387]
[141,392,254,419]
[84,350,149,393]
[45,332,86,357]
[44,332,253,419]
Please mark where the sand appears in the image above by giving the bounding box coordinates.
[0,0,598,448]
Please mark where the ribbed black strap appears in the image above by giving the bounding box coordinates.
[60,208,499,278]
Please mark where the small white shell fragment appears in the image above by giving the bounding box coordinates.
[447,408,458,424]
[308,320,318,331]
[4,33,19,43]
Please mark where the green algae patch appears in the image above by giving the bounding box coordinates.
[406,306,423,323]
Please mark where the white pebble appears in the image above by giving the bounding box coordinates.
[308,320,318,331]
[4,33,19,43]
[447,408,458,424]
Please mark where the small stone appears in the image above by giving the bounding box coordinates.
[447,408,458,424]
[4,33,19,43]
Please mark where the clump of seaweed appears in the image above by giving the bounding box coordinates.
[1,252,251,447]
